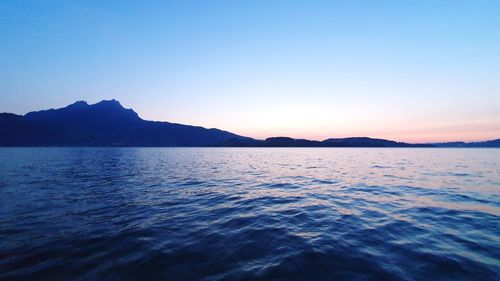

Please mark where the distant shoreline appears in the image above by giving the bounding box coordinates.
[1,100,498,148]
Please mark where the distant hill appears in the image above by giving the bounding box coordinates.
[1,100,498,147]
[431,139,500,148]
[219,137,431,147]
[322,137,430,147]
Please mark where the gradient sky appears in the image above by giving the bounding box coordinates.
[1,0,499,142]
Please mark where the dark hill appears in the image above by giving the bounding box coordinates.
[218,136,431,147]
[322,137,427,147]
[432,139,500,148]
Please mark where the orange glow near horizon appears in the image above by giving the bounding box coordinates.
[237,131,499,144]
[141,103,499,144]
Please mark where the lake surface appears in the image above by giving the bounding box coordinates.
[1,148,499,280]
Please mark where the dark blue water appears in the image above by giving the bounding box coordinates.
[1,148,499,280]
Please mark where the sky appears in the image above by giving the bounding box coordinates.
[0,0,499,143]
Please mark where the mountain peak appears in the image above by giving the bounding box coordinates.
[23,98,142,125]
[94,99,123,108]
[66,100,88,108]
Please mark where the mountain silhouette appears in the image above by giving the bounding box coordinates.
[0,100,250,146]
[1,100,498,147]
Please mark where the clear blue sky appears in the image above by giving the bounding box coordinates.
[1,0,499,142]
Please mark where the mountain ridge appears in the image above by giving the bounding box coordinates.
[1,100,249,147]
[1,100,498,147]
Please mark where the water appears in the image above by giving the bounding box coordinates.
[1,148,499,281]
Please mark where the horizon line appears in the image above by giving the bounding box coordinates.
[2,98,498,144]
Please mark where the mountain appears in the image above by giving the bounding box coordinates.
[0,100,250,146]
[1,100,498,147]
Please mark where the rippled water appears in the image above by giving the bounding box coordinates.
[0,148,499,280]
